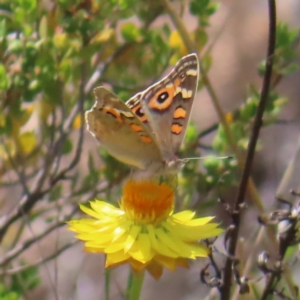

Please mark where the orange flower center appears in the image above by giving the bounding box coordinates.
[121,179,174,224]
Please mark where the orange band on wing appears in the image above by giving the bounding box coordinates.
[171,123,183,135]
[140,135,152,144]
[103,107,123,123]
[173,107,186,119]
[130,123,143,132]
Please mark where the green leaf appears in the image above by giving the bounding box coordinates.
[201,54,212,72]
[0,19,7,38]
[276,22,298,48]
[0,114,12,136]
[0,284,19,300]
[88,152,95,173]
[195,28,208,48]
[283,244,298,260]
[162,23,171,37]
[49,184,62,202]
[62,138,73,154]
[279,63,298,75]
[39,15,48,39]
[190,0,210,15]
[121,23,141,42]
[7,39,23,55]
[184,122,198,144]
[0,63,9,90]
[206,3,219,15]
[240,97,258,121]
[16,0,37,11]
[203,156,222,172]
[71,172,79,191]
[59,59,73,82]
[11,263,40,294]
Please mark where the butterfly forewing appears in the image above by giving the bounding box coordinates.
[140,53,199,162]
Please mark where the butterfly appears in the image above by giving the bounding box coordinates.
[85,53,199,173]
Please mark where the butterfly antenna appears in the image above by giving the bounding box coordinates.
[180,156,233,163]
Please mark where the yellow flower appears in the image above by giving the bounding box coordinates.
[72,114,82,129]
[68,179,223,279]
[225,112,234,124]
[169,30,189,56]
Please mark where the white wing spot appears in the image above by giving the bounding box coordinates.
[119,110,134,118]
[181,88,188,98]
[175,86,182,95]
[186,69,198,76]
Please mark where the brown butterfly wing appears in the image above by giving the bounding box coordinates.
[140,53,199,162]
[85,87,163,171]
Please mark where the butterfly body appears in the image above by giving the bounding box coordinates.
[85,53,199,173]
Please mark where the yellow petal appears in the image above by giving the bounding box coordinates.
[84,246,104,253]
[155,227,186,256]
[185,217,215,226]
[124,225,141,252]
[146,261,163,280]
[160,226,204,257]
[80,204,102,219]
[129,233,154,263]
[72,218,100,225]
[105,235,127,253]
[67,220,96,232]
[172,210,195,222]
[153,228,179,258]
[111,222,131,242]
[83,233,114,245]
[165,222,222,241]
[195,227,224,239]
[90,200,124,217]
[147,224,160,249]
[106,251,130,267]
[154,255,178,271]
[191,244,210,257]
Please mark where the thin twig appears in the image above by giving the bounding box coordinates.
[0,90,86,243]
[0,240,79,275]
[220,1,277,299]
[1,138,30,196]
[0,206,78,267]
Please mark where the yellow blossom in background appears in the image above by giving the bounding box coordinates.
[73,114,82,129]
[90,28,115,44]
[225,112,234,124]
[11,105,34,138]
[68,179,223,279]
[18,131,37,154]
[169,31,188,54]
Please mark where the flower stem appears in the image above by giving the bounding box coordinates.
[127,269,145,300]
[105,269,111,300]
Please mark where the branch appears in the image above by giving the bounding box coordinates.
[0,240,78,275]
[221,1,277,299]
[161,0,265,212]
[0,65,87,243]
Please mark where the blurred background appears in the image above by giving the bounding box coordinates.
[0,0,300,299]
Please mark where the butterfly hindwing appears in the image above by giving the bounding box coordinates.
[85,87,163,170]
